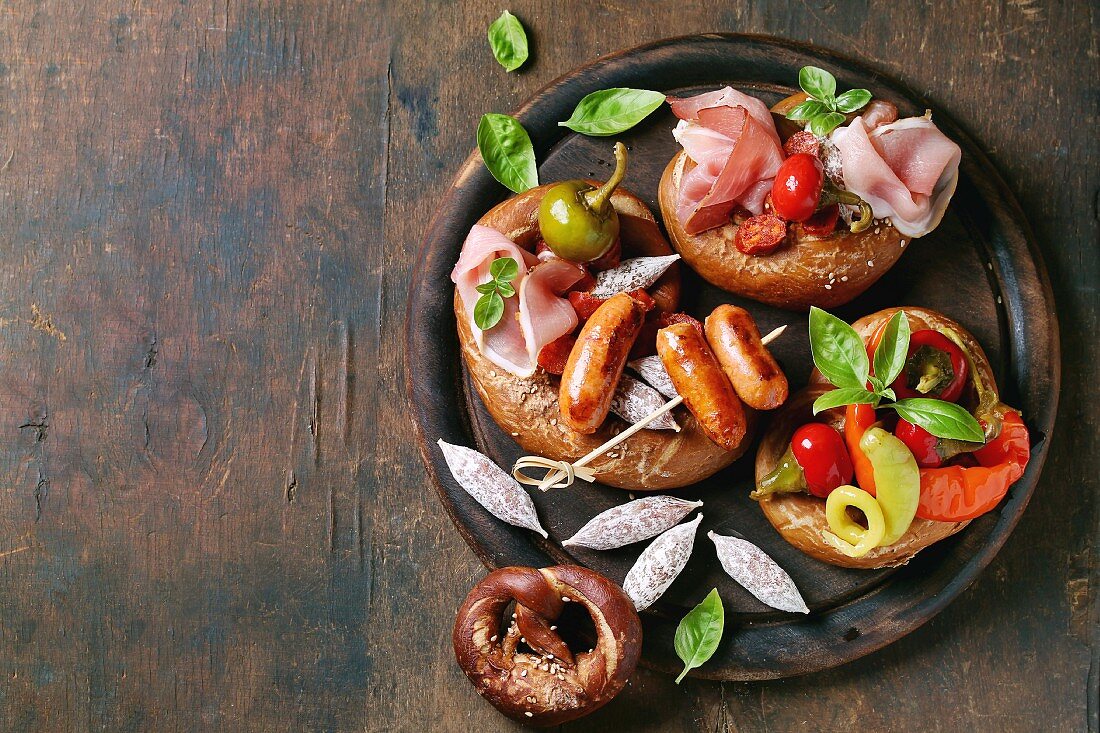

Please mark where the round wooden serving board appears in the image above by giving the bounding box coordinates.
[405,34,1058,680]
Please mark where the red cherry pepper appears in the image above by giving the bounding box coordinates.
[891,330,969,403]
[790,423,854,498]
[895,418,944,467]
[916,410,1030,521]
[770,153,825,222]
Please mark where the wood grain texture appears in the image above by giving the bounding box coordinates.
[0,1,1095,732]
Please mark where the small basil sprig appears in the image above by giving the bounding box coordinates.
[473,257,520,330]
[786,66,872,136]
[809,308,984,442]
[477,113,538,193]
[487,10,528,72]
[559,88,665,136]
[674,588,724,684]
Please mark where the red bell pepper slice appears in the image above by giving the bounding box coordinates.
[915,410,1029,521]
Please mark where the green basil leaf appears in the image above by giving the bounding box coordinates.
[477,114,539,193]
[559,88,666,136]
[873,311,911,387]
[868,375,886,394]
[487,10,528,72]
[473,291,505,330]
[812,387,879,415]
[809,307,869,390]
[474,281,498,295]
[496,281,515,299]
[799,66,836,101]
[785,99,828,122]
[835,88,873,113]
[489,256,520,282]
[674,588,724,684]
[889,398,985,442]
[881,387,897,402]
[808,111,846,136]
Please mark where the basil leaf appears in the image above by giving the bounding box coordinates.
[835,88,872,113]
[809,307,869,390]
[487,10,528,72]
[808,111,846,136]
[889,398,985,442]
[785,99,828,121]
[881,387,897,402]
[473,291,505,330]
[477,114,538,193]
[873,311,911,387]
[496,280,515,299]
[489,256,519,281]
[813,387,879,415]
[474,281,498,295]
[799,66,836,101]
[674,588,724,684]
[868,375,886,394]
[559,88,665,136]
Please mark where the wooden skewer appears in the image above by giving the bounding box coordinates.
[512,324,787,491]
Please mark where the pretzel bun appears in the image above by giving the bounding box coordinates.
[658,150,907,311]
[456,185,751,491]
[453,565,641,726]
[755,308,990,568]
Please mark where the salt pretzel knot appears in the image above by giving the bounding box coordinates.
[452,564,642,726]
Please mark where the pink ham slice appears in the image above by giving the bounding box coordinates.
[668,88,785,234]
[830,116,961,238]
[451,224,584,378]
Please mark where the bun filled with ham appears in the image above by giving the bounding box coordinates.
[451,146,789,490]
[658,76,962,311]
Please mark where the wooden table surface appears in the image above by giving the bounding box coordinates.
[0,2,1095,731]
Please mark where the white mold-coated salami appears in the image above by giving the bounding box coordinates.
[590,255,681,298]
[437,439,548,538]
[622,513,703,611]
[609,374,679,431]
[562,495,702,550]
[627,355,679,399]
[708,531,809,613]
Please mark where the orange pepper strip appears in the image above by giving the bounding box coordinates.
[844,403,878,495]
[916,411,1030,521]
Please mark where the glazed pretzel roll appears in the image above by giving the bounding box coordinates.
[452,565,642,726]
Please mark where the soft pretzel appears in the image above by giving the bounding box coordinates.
[452,564,642,726]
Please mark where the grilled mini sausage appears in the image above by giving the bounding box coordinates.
[656,322,746,451]
[704,305,788,410]
[560,293,646,434]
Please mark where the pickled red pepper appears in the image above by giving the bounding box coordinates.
[916,410,1029,521]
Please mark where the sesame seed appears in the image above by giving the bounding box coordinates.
[867,260,875,267]
[550,418,557,426]
[511,432,519,437]
[841,276,849,282]
[520,637,526,644]
[874,227,880,234]
[521,669,528,677]
[490,635,497,642]
[550,625,557,631]
[824,284,832,290]
[512,613,517,619]
[561,596,570,602]
[558,674,565,681]
[900,240,907,247]
[525,712,534,718]
[527,696,537,703]
[547,653,554,659]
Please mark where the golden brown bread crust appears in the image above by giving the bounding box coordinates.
[755,386,968,569]
[755,308,993,568]
[658,151,907,311]
[456,185,751,491]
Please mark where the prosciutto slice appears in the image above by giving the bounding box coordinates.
[451,225,584,378]
[668,88,785,234]
[830,116,961,238]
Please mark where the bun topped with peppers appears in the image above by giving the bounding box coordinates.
[753,307,1030,569]
[658,67,961,311]
[452,144,789,491]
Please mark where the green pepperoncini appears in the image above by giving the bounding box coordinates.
[538,142,628,263]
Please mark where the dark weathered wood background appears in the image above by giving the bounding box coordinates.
[0,2,1094,731]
